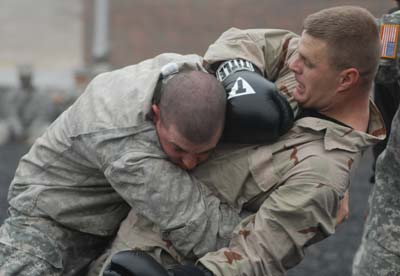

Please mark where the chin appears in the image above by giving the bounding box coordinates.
[293,93,305,104]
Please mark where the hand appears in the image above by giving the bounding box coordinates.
[336,190,349,226]
[216,59,294,144]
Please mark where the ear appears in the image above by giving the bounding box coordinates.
[152,104,161,124]
[337,68,359,92]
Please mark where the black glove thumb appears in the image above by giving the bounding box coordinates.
[103,250,169,276]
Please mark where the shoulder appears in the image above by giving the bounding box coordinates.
[279,136,358,195]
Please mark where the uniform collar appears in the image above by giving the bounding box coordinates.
[295,100,386,152]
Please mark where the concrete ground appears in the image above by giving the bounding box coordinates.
[0,142,374,276]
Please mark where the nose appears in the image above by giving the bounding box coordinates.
[288,56,301,74]
[181,154,198,170]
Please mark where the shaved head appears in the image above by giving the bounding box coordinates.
[158,70,226,144]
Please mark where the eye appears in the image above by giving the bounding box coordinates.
[304,59,314,68]
[299,53,314,68]
[172,143,185,153]
[199,148,215,157]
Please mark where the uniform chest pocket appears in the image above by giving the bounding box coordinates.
[248,135,322,193]
[249,145,280,193]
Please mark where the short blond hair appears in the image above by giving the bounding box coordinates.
[303,6,380,85]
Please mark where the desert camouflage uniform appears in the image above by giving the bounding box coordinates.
[90,29,386,276]
[0,53,242,275]
[352,10,400,276]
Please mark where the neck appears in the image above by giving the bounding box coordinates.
[321,89,371,132]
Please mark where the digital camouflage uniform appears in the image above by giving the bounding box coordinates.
[91,29,386,276]
[0,53,242,275]
[352,109,400,276]
[0,64,74,146]
[371,10,400,172]
[352,11,400,276]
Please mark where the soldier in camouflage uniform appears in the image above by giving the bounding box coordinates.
[91,6,386,276]
[0,65,73,146]
[0,54,243,275]
[0,65,30,144]
[352,108,400,275]
[371,4,400,181]
[352,6,400,276]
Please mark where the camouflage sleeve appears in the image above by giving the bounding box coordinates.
[104,151,242,258]
[198,158,340,276]
[204,28,298,80]
[203,27,300,117]
[352,107,400,275]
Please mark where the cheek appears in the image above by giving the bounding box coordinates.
[165,149,180,160]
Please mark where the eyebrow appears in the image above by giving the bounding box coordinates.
[299,51,315,66]
[171,141,215,155]
[298,52,309,62]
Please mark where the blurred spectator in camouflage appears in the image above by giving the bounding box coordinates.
[0,65,77,145]
[352,1,400,275]
[370,0,400,182]
[0,65,30,144]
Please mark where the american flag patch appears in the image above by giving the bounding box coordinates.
[380,24,399,59]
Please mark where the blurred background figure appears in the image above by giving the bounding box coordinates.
[370,0,400,183]
[352,1,400,275]
[389,0,400,12]
[0,64,76,145]
[0,65,28,145]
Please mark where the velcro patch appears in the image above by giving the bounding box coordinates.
[380,24,399,59]
[216,59,255,82]
[160,62,179,79]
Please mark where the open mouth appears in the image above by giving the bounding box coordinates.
[295,81,305,94]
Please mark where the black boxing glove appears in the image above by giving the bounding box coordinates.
[168,263,213,276]
[216,59,294,144]
[103,250,169,276]
[103,250,213,276]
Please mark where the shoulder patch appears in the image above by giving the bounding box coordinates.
[380,24,399,59]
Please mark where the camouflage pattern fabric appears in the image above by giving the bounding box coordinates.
[0,208,109,276]
[0,85,75,145]
[352,106,400,276]
[0,243,60,276]
[354,10,400,275]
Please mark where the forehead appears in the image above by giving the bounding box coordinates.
[298,31,329,62]
[163,123,219,154]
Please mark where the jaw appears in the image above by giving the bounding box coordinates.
[293,83,307,104]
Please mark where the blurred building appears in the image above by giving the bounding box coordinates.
[82,0,392,70]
